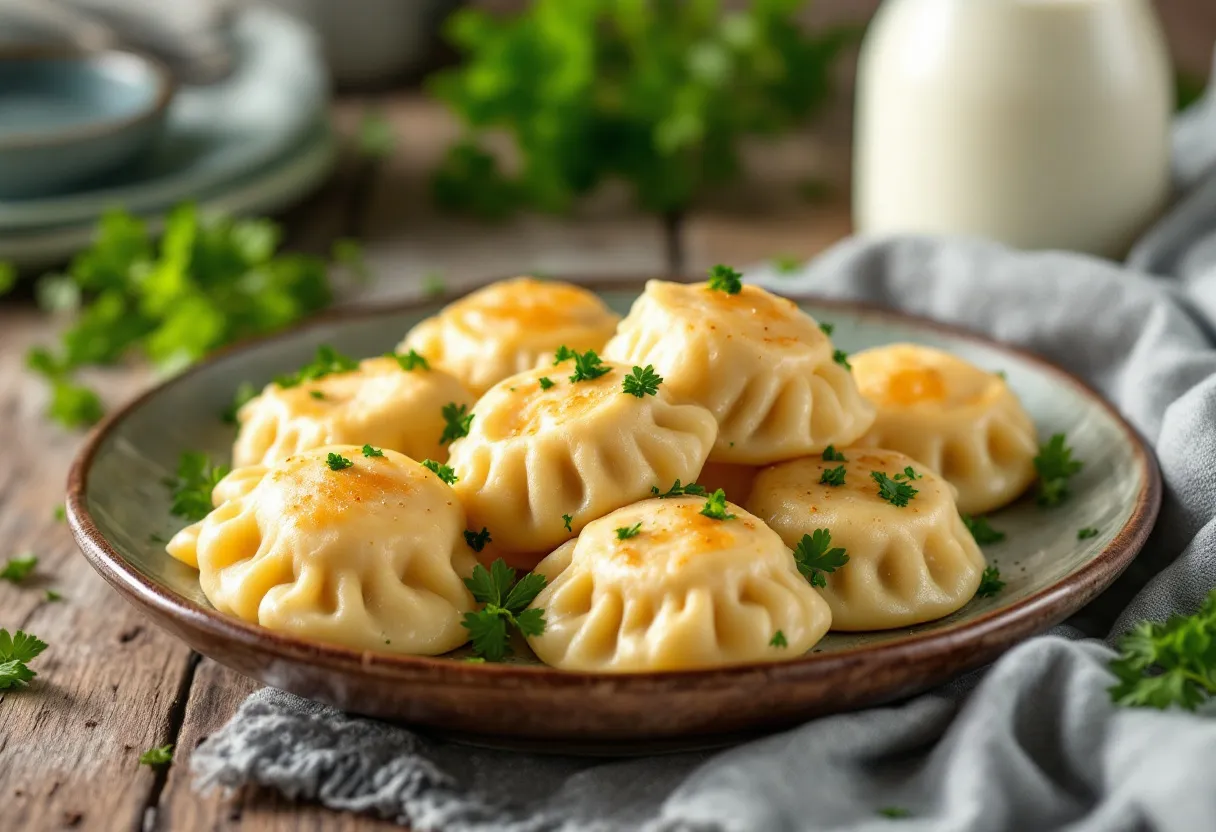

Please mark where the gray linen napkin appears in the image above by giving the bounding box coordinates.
[190,66,1216,832]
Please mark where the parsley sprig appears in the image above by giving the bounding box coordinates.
[167,452,229,522]
[975,566,1005,598]
[770,630,788,648]
[700,489,735,521]
[276,344,359,389]
[387,349,430,371]
[622,365,663,398]
[562,514,574,532]
[0,554,38,583]
[326,453,354,471]
[1078,527,1099,540]
[871,468,920,508]
[822,445,846,462]
[362,444,384,458]
[440,402,474,444]
[819,466,846,487]
[833,349,851,370]
[553,346,610,383]
[792,529,849,588]
[461,560,547,661]
[139,744,174,767]
[651,479,707,499]
[0,629,48,690]
[1109,589,1216,711]
[1035,434,1083,506]
[422,459,459,485]
[538,376,555,391]
[962,515,1005,545]
[707,264,743,294]
[615,523,642,540]
[464,528,492,552]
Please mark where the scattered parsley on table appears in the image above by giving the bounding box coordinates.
[0,629,48,690]
[793,529,849,588]
[0,554,37,583]
[962,515,1006,545]
[167,452,229,521]
[975,566,1005,598]
[461,560,547,662]
[139,744,174,767]
[622,365,663,398]
[553,346,610,382]
[422,459,458,485]
[1034,433,1082,506]
[699,489,735,521]
[1108,589,1216,710]
[440,402,474,444]
[53,504,66,523]
[44,590,63,603]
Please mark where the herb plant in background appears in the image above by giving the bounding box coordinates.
[430,0,858,218]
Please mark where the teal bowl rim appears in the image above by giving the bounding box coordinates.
[0,47,175,151]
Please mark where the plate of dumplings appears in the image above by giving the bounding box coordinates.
[68,271,1161,748]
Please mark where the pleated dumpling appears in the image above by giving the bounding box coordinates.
[603,279,875,464]
[748,448,985,631]
[400,277,621,396]
[232,353,474,468]
[525,496,832,671]
[850,344,1038,514]
[447,361,718,554]
[166,445,476,655]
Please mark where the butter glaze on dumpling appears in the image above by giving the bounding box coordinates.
[232,356,474,468]
[603,280,875,464]
[166,445,476,655]
[447,362,718,554]
[400,277,621,396]
[850,343,1038,515]
[747,448,985,631]
[525,497,831,671]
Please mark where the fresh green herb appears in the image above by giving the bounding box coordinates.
[461,560,547,661]
[361,444,384,458]
[1176,70,1208,113]
[792,529,849,588]
[440,402,474,444]
[309,390,326,400]
[44,590,63,603]
[26,350,106,428]
[35,275,82,314]
[871,470,919,508]
[356,108,396,158]
[771,256,801,275]
[562,514,574,532]
[464,656,487,663]
[819,465,846,487]
[388,349,430,371]
[770,630,788,648]
[994,370,1007,381]
[168,452,229,521]
[819,322,834,336]
[833,349,851,370]
[1078,527,1100,541]
[0,554,37,583]
[0,262,14,295]
[422,271,446,298]
[615,523,643,541]
[622,365,663,398]
[0,629,48,690]
[1109,589,1216,710]
[553,346,611,383]
[276,345,359,389]
[962,515,1006,545]
[331,238,371,283]
[221,381,258,424]
[464,528,492,552]
[975,566,1005,598]
[1035,433,1083,507]
[139,744,174,767]
[707,264,743,295]
[822,445,846,462]
[53,504,66,523]
[325,453,354,471]
[422,459,459,485]
[651,479,707,499]
[877,807,912,819]
[538,376,555,391]
[699,489,735,521]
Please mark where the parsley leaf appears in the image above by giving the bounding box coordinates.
[771,256,801,275]
[707,264,743,294]
[139,744,174,767]
[553,346,610,383]
[44,589,63,602]
[1035,433,1083,507]
[309,390,326,400]
[325,453,354,471]
[770,630,788,648]
[651,479,707,499]
[975,566,1005,598]
[53,504,66,523]
[699,489,735,521]
[1078,527,1100,540]
[422,272,446,298]
[461,560,548,661]
[538,376,555,391]
[388,349,430,371]
[440,402,474,445]
[422,459,458,485]
[792,529,849,588]
[615,523,642,540]
[362,444,384,458]
[221,381,257,425]
[622,365,663,398]
[833,349,852,370]
[356,108,396,158]
[1109,590,1216,711]
[0,553,38,583]
[877,807,912,819]
[871,471,918,507]
[464,528,492,552]
[0,629,48,690]
[819,465,846,487]
[962,515,1006,545]
[819,322,835,336]
[822,445,846,462]
[168,452,229,522]
[562,514,574,532]
[276,345,359,389]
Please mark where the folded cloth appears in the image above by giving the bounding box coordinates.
[190,56,1216,832]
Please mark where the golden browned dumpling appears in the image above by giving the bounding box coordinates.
[166,446,476,655]
[400,277,621,396]
[851,344,1038,514]
[748,448,985,631]
[525,496,831,671]
[603,280,875,464]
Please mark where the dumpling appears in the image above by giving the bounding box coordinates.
[447,361,718,555]
[525,496,832,671]
[603,279,875,464]
[400,277,621,396]
[166,445,476,655]
[747,448,985,631]
[233,355,474,468]
[850,344,1038,514]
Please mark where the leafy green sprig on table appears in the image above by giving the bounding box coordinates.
[0,629,48,690]
[429,0,859,218]
[1109,589,1216,711]
[461,560,547,661]
[0,553,37,583]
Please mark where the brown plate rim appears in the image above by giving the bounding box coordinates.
[66,277,1163,694]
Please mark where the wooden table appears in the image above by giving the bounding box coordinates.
[0,90,854,830]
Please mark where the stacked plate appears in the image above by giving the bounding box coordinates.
[0,6,335,268]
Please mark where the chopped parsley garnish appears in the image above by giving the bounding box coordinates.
[975,566,1005,598]
[877,807,911,819]
[771,255,801,275]
[325,452,354,471]
[699,489,735,521]
[553,346,610,383]
[819,321,835,336]
[1035,433,1083,507]
[361,444,384,457]
[871,470,919,507]
[770,630,788,648]
[651,479,707,499]
[0,554,37,583]
[562,514,574,532]
[53,504,66,523]
[388,349,430,371]
[833,349,851,370]
[615,523,642,540]
[275,345,358,389]
[622,365,663,398]
[221,381,257,424]
[1078,527,1100,540]
[792,529,849,588]
[819,465,846,487]
[464,528,492,552]
[962,515,1005,545]
[440,402,474,444]
[461,560,547,661]
[139,744,174,767]
[707,264,743,294]
[422,459,458,485]
[1109,589,1216,710]
[538,376,555,391]
[44,590,63,603]
[822,445,846,462]
[0,629,48,690]
[422,272,446,298]
[168,452,229,522]
[309,390,326,400]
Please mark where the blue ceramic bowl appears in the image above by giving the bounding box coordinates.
[0,49,174,199]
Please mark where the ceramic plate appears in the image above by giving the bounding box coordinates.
[67,282,1161,749]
